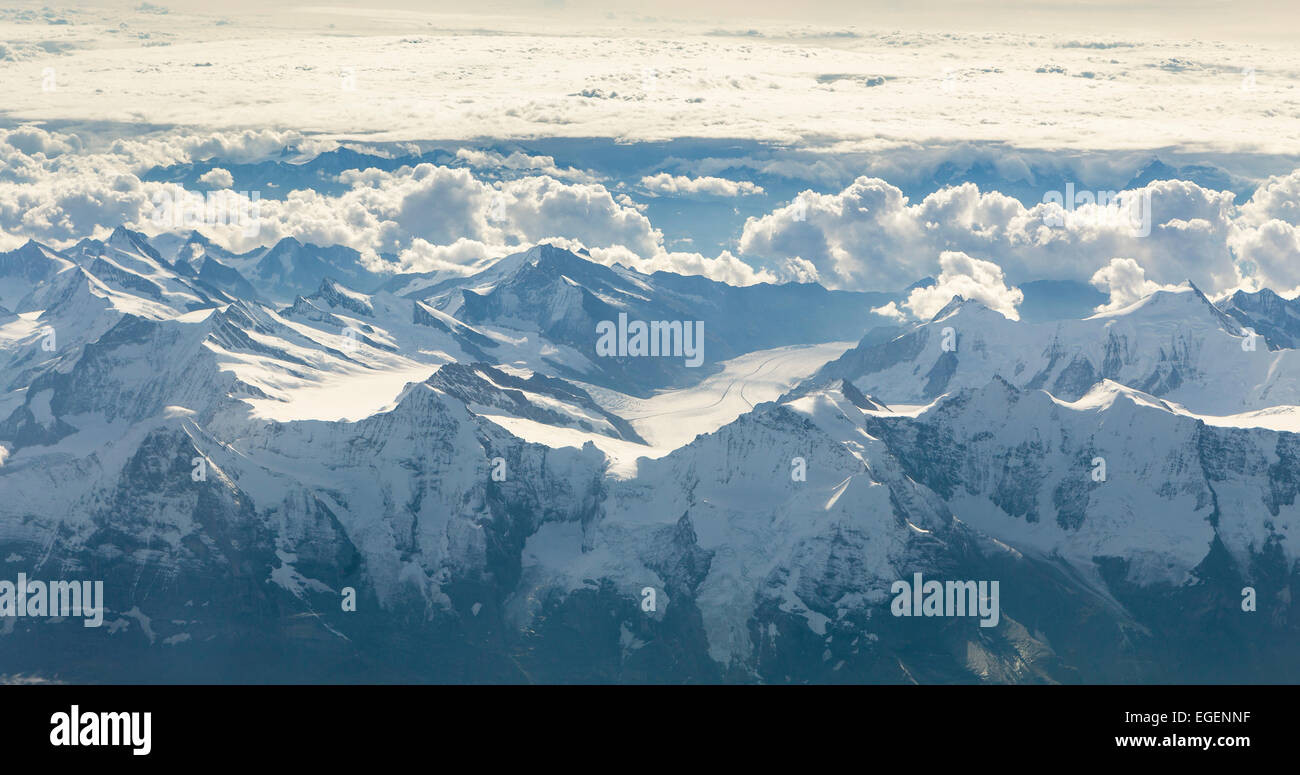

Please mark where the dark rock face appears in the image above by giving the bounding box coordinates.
[1218,288,1300,351]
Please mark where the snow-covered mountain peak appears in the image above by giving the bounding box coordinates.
[1091,280,1242,334]
[0,240,77,310]
[1064,378,1181,415]
[1215,286,1300,350]
[314,277,376,317]
[929,294,971,322]
[106,225,165,262]
[10,224,1300,683]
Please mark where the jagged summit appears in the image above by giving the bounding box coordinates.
[1216,286,1300,349]
[930,294,968,321]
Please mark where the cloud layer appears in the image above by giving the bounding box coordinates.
[2,7,1297,153]
[4,124,1300,309]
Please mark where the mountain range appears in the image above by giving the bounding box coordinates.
[2,227,1298,684]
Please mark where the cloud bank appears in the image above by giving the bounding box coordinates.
[3,125,1300,307]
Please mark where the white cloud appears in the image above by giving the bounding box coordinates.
[779,256,821,284]
[5,121,1300,303]
[616,249,779,286]
[1230,219,1300,295]
[395,238,494,275]
[2,13,1295,155]
[1235,170,1300,227]
[0,125,80,158]
[198,168,234,188]
[639,173,765,197]
[738,176,1241,293]
[877,251,1023,321]
[1089,257,1180,312]
[496,175,662,256]
[871,300,906,321]
[0,133,692,281]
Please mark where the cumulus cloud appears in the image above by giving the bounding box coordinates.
[875,251,1023,321]
[6,123,1300,302]
[1089,257,1180,313]
[0,125,80,158]
[779,256,821,284]
[1235,170,1300,227]
[0,129,722,281]
[0,169,153,248]
[639,173,765,197]
[870,301,906,322]
[497,175,661,256]
[104,163,661,271]
[198,168,234,188]
[0,126,346,250]
[0,126,84,186]
[1226,171,1300,294]
[1231,220,1300,295]
[395,238,493,276]
[738,176,1241,294]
